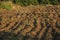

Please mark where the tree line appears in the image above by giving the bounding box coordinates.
[0,0,60,6]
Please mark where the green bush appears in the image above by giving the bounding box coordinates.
[0,0,60,6]
[0,2,12,10]
[37,0,50,4]
[13,0,38,6]
[12,0,60,5]
[50,0,59,5]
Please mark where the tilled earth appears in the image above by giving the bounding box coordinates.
[0,5,60,40]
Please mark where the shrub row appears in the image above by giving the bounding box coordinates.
[0,0,60,6]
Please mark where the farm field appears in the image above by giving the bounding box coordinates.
[0,5,60,40]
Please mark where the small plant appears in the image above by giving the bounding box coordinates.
[0,1,12,10]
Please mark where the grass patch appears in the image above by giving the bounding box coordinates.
[0,1,12,10]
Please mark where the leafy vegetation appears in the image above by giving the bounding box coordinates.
[12,0,60,5]
[0,0,60,6]
[0,1,12,10]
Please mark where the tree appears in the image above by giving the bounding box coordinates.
[29,0,39,5]
[50,0,59,5]
[57,0,60,4]
[13,0,39,6]
[40,0,50,4]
